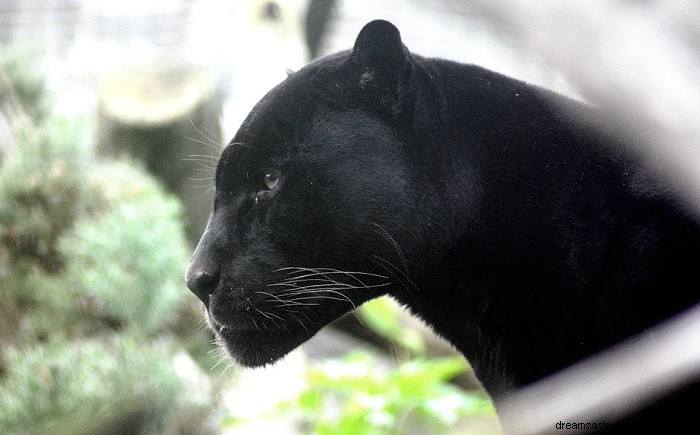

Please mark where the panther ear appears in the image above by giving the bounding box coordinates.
[313,20,445,132]
[350,19,409,89]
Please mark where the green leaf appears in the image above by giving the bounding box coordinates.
[357,297,425,354]
[358,297,401,337]
[290,351,496,434]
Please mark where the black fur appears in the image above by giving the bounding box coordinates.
[187,20,700,406]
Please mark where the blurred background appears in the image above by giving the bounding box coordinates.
[1,0,697,434]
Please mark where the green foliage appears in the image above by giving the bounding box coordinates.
[0,115,96,345]
[224,351,496,434]
[0,116,93,275]
[0,44,49,121]
[59,161,190,336]
[0,50,210,434]
[0,336,186,434]
[0,127,197,429]
[291,352,495,434]
[356,297,425,355]
[0,114,189,342]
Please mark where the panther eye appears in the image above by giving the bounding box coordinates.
[263,169,281,190]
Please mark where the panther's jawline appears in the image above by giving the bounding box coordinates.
[212,314,322,367]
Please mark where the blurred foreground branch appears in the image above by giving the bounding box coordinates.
[457,0,700,211]
[497,303,700,433]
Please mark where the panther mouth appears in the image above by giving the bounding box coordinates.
[204,305,323,367]
[194,267,392,366]
[201,283,340,367]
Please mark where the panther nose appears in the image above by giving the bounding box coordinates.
[186,263,219,305]
[186,215,221,304]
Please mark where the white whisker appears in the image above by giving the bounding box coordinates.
[276,267,388,280]
[188,117,222,151]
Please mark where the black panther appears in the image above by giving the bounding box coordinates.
[186,19,699,420]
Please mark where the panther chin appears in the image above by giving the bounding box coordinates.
[204,305,329,367]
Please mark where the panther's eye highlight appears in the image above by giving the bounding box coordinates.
[263,169,280,190]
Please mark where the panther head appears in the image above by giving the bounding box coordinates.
[185,20,449,367]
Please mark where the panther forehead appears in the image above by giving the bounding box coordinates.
[233,51,351,144]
